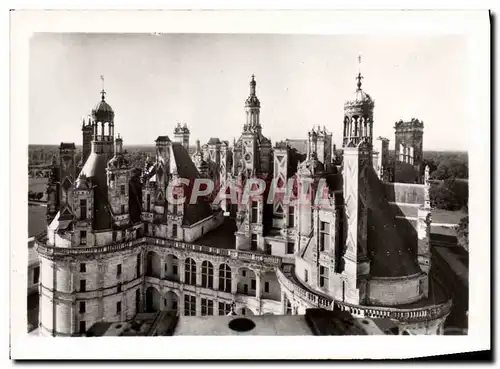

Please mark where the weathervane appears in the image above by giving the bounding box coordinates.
[100,75,106,101]
[356,53,364,90]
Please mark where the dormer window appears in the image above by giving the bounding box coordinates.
[80,199,87,220]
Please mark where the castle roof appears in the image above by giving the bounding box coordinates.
[207,137,221,145]
[155,136,171,143]
[59,142,76,150]
[364,166,421,278]
[91,91,115,123]
[80,152,112,230]
[170,143,213,226]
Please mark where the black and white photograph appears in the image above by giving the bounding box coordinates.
[10,8,490,360]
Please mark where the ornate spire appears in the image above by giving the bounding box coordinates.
[356,54,364,91]
[100,75,106,101]
[250,74,256,96]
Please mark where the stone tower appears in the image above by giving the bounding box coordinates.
[173,122,190,151]
[337,57,374,304]
[106,134,131,227]
[372,136,390,181]
[80,116,94,169]
[394,118,424,183]
[58,142,76,218]
[192,139,209,178]
[314,125,333,171]
[46,155,60,224]
[90,89,115,164]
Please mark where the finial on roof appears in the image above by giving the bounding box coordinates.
[196,139,201,151]
[356,53,364,90]
[100,75,106,101]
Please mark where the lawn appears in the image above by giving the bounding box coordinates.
[29,178,48,202]
[431,208,467,225]
[28,205,46,237]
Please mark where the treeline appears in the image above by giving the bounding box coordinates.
[429,179,468,211]
[28,191,44,201]
[423,151,468,180]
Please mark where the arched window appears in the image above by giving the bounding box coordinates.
[201,261,214,288]
[218,264,231,293]
[184,258,197,285]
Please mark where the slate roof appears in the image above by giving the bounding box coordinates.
[171,143,213,226]
[207,138,221,145]
[80,153,112,230]
[364,166,421,278]
[59,142,76,150]
[155,136,171,143]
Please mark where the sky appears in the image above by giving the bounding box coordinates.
[29,33,468,151]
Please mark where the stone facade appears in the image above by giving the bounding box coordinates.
[34,71,451,337]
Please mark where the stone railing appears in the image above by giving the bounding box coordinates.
[276,266,332,310]
[146,237,282,267]
[35,231,282,267]
[276,264,452,323]
[334,299,453,323]
[35,232,146,257]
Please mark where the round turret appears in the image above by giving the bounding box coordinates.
[91,90,115,123]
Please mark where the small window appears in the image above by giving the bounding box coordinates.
[120,185,126,195]
[320,221,330,252]
[80,263,86,273]
[173,265,178,276]
[117,264,122,277]
[319,266,329,288]
[80,230,87,245]
[172,203,177,214]
[265,282,269,293]
[79,321,86,334]
[33,266,40,284]
[110,174,115,181]
[201,298,214,316]
[288,206,295,227]
[80,199,87,220]
[172,224,178,238]
[242,270,246,277]
[251,234,258,251]
[112,231,117,242]
[117,283,122,293]
[79,301,86,313]
[121,204,125,214]
[117,301,122,314]
[286,242,294,254]
[80,280,86,292]
[251,201,258,223]
[251,279,256,290]
[305,269,309,283]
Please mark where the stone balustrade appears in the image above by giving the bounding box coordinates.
[276,264,452,323]
[35,231,282,267]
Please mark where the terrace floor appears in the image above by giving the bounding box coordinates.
[193,216,237,250]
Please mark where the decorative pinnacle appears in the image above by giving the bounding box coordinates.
[356,53,364,90]
[100,75,106,101]
[250,74,256,94]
